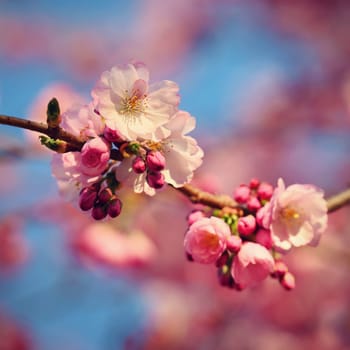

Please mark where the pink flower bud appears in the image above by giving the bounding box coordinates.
[226,235,242,253]
[237,215,256,236]
[103,127,125,142]
[271,260,288,279]
[91,205,107,220]
[80,137,110,176]
[187,210,205,226]
[107,198,122,218]
[255,228,273,249]
[247,196,261,211]
[233,185,250,203]
[132,156,146,174]
[146,151,165,172]
[280,272,295,290]
[249,178,260,189]
[98,188,113,204]
[146,171,165,189]
[257,182,274,200]
[79,187,97,211]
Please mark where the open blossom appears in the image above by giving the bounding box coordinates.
[262,178,328,252]
[184,217,231,264]
[92,62,179,140]
[51,152,99,202]
[60,103,105,139]
[79,137,110,176]
[116,111,203,196]
[231,242,274,289]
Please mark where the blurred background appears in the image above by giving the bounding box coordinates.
[0,0,350,349]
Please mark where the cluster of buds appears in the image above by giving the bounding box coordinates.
[132,151,166,189]
[184,178,328,291]
[79,176,122,220]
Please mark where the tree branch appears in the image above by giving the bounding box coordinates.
[1,113,350,213]
[0,114,85,149]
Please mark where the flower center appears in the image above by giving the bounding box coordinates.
[119,93,145,117]
[200,231,219,248]
[280,207,303,229]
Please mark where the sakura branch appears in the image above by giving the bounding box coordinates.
[1,61,350,292]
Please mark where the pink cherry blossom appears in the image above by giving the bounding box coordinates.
[115,111,203,195]
[231,242,274,289]
[92,62,179,140]
[51,152,99,203]
[265,178,328,252]
[184,216,231,264]
[60,103,105,140]
[79,137,110,177]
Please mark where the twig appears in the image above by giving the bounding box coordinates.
[1,113,350,213]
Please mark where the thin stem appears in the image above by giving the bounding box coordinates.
[1,113,350,213]
[0,114,85,149]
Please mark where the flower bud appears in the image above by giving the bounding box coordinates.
[280,272,295,290]
[226,235,242,253]
[271,260,288,279]
[257,182,274,201]
[187,210,205,226]
[249,178,260,189]
[247,196,261,211]
[255,228,273,249]
[233,185,250,203]
[107,198,122,218]
[146,171,165,189]
[132,156,146,174]
[91,205,107,220]
[98,188,113,204]
[237,215,256,236]
[103,126,125,142]
[146,151,165,172]
[79,187,97,211]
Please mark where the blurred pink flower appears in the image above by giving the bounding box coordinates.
[92,62,179,140]
[231,242,274,289]
[73,224,156,269]
[79,137,110,176]
[184,217,231,264]
[264,178,328,252]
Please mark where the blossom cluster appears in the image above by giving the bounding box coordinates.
[184,178,328,290]
[51,62,203,220]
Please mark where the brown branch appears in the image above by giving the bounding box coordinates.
[1,113,350,213]
[0,114,85,149]
[326,188,350,213]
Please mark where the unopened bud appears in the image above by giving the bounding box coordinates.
[79,187,97,211]
[233,185,250,203]
[107,198,122,218]
[91,205,107,220]
[98,188,113,204]
[237,215,256,236]
[46,98,61,128]
[187,210,205,226]
[249,178,260,189]
[247,196,261,211]
[280,272,295,290]
[132,156,146,174]
[226,235,242,253]
[257,182,274,201]
[146,151,165,172]
[271,260,288,279]
[146,171,165,189]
